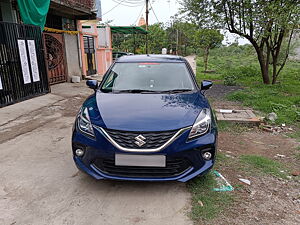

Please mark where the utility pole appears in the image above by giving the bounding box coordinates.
[145,0,149,54]
[176,29,179,55]
[146,0,149,30]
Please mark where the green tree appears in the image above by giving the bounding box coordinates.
[112,23,167,54]
[193,29,223,71]
[181,0,300,84]
[147,23,168,54]
[169,20,199,55]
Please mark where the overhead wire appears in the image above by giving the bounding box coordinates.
[102,0,127,16]
[104,0,174,25]
[149,1,160,23]
[112,0,144,7]
[134,3,146,25]
[103,0,145,17]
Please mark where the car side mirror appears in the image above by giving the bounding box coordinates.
[86,80,98,90]
[201,80,213,90]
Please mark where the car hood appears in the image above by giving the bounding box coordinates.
[89,91,209,131]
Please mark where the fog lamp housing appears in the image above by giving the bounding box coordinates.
[75,148,85,157]
[202,152,212,160]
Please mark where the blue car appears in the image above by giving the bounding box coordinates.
[72,55,217,182]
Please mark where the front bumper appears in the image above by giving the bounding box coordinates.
[72,125,217,182]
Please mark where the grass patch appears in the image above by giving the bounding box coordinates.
[196,45,300,126]
[295,146,300,161]
[187,152,234,222]
[217,121,249,133]
[187,172,233,221]
[215,151,228,163]
[239,155,289,178]
[287,130,300,141]
[227,85,300,125]
[295,153,300,161]
[196,45,259,83]
[233,183,245,191]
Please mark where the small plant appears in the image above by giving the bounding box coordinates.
[224,74,238,86]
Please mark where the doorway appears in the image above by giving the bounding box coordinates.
[83,36,96,75]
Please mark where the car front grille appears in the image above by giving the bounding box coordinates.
[104,128,178,149]
[92,157,192,178]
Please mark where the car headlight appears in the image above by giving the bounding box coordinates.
[77,107,95,138]
[188,108,211,139]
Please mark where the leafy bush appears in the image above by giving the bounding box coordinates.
[224,74,238,86]
[236,65,260,77]
[210,44,255,57]
[223,65,260,78]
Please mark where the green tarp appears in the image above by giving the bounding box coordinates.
[17,0,50,29]
[111,26,148,34]
[96,26,148,35]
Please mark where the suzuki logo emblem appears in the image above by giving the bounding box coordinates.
[134,135,146,147]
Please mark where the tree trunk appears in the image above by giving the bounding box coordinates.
[259,59,270,84]
[203,46,209,72]
[255,48,270,84]
[272,62,277,84]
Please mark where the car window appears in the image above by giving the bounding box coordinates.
[101,62,195,93]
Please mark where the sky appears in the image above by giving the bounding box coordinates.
[101,0,248,45]
[101,0,180,26]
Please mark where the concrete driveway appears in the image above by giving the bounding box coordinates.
[0,82,192,225]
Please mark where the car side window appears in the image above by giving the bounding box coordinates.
[103,71,118,90]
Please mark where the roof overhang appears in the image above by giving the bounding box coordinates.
[104,26,148,35]
[49,0,96,20]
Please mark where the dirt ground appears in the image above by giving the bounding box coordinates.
[205,83,243,100]
[206,84,300,225]
[214,131,300,225]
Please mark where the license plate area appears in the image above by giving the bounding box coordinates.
[115,154,166,167]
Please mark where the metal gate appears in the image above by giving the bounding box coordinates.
[43,33,67,84]
[0,22,49,107]
[83,36,96,75]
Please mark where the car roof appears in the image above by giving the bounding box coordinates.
[113,52,129,54]
[115,54,186,63]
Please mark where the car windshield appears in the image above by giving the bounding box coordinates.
[101,62,195,93]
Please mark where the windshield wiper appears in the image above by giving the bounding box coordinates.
[113,89,158,93]
[101,89,112,93]
[160,89,193,93]
[109,89,193,94]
